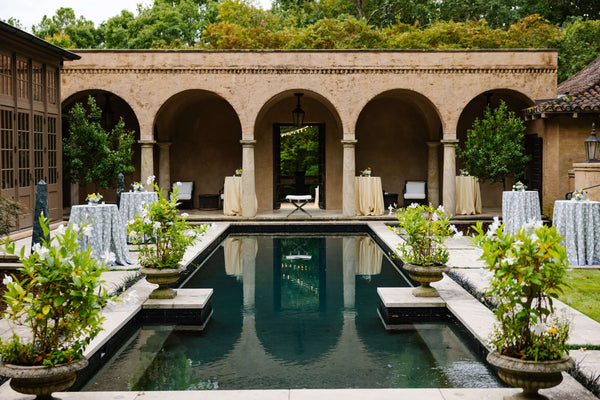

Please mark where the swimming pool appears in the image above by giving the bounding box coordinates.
[82,233,502,391]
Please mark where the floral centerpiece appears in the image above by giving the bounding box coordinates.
[390,204,460,297]
[127,176,208,299]
[459,168,470,176]
[131,181,144,192]
[0,216,114,398]
[234,168,242,177]
[573,189,587,201]
[472,220,574,396]
[360,167,371,177]
[86,193,103,205]
[512,181,527,191]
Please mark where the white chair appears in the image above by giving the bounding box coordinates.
[403,180,427,206]
[172,181,194,209]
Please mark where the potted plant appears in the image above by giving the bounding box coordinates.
[127,176,208,299]
[473,220,574,397]
[131,181,144,192]
[392,204,459,297]
[0,215,113,399]
[85,192,102,205]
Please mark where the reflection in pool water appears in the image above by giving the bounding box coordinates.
[83,234,502,391]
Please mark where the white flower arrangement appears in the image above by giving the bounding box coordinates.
[86,193,103,204]
[573,189,587,201]
[512,181,527,191]
[132,182,144,192]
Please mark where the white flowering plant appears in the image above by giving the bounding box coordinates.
[127,176,207,269]
[0,215,112,366]
[390,203,460,266]
[473,220,571,361]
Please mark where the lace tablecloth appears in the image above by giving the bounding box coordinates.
[553,200,600,265]
[502,191,541,234]
[355,176,384,216]
[69,204,132,266]
[119,191,158,225]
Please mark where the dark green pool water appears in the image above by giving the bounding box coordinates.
[84,234,501,391]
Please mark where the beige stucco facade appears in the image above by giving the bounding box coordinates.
[61,50,557,216]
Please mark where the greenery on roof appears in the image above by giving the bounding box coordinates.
[4,0,600,82]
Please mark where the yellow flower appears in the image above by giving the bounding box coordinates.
[548,328,557,335]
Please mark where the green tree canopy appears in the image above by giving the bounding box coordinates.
[63,96,136,189]
[456,101,530,186]
[33,7,103,48]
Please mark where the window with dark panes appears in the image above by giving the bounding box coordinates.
[17,112,30,187]
[33,63,43,102]
[0,53,11,96]
[17,58,28,100]
[0,109,14,189]
[48,116,57,184]
[34,114,44,183]
[46,68,56,104]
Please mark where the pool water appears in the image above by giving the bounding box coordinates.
[83,234,502,391]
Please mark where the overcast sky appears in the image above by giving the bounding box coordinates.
[1,0,272,32]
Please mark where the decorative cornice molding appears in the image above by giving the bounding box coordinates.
[62,66,557,76]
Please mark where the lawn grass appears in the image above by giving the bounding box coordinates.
[557,269,600,323]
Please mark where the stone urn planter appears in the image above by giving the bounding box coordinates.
[0,357,88,400]
[487,351,574,399]
[140,267,181,299]
[402,263,450,297]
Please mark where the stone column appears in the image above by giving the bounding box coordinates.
[157,142,172,196]
[342,139,357,217]
[241,139,257,217]
[139,140,156,189]
[426,141,441,207]
[441,139,459,215]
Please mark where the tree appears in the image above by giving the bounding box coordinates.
[557,18,600,82]
[63,96,135,189]
[32,7,103,48]
[456,101,530,188]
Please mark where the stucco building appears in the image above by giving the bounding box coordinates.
[61,49,557,218]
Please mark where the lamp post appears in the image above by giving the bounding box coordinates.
[585,123,600,163]
[292,93,305,127]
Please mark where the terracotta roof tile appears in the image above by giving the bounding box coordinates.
[526,55,600,115]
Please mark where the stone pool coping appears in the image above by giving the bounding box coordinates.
[1,221,599,400]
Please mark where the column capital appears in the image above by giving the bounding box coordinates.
[138,139,156,147]
[157,141,172,148]
[341,139,357,147]
[240,139,257,147]
[426,141,442,148]
[441,139,459,146]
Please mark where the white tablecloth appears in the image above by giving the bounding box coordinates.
[455,176,482,215]
[69,204,131,266]
[355,176,384,216]
[502,191,541,234]
[553,200,600,265]
[119,191,159,224]
[224,176,242,216]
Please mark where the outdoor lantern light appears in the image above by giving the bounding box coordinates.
[585,123,600,163]
[292,93,305,127]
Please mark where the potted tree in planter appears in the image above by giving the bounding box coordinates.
[473,219,574,397]
[0,216,113,399]
[127,177,207,299]
[392,204,459,297]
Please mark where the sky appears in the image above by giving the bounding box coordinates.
[1,0,272,33]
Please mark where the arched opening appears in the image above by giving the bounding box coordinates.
[356,90,443,207]
[254,90,343,211]
[457,90,536,209]
[61,90,140,207]
[154,90,242,209]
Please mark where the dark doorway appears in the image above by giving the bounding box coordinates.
[525,134,543,208]
[273,124,325,209]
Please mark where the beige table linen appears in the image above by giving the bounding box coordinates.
[355,176,385,216]
[455,176,482,215]
[223,176,242,216]
[355,236,382,276]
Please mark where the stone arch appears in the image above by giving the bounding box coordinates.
[153,89,242,208]
[355,89,444,205]
[253,89,345,211]
[61,89,141,206]
[456,89,536,209]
